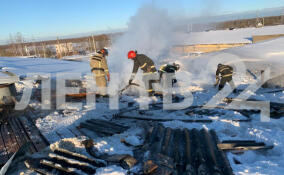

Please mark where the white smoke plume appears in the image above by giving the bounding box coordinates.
[107,4,176,93]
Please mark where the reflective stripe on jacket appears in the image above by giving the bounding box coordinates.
[132,54,157,74]
[216,65,233,78]
[90,52,109,76]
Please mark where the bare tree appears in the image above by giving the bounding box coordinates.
[15,32,24,56]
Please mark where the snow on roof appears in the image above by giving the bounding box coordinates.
[0,57,90,75]
[175,25,284,45]
[224,36,284,62]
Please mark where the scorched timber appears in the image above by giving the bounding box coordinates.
[136,124,234,175]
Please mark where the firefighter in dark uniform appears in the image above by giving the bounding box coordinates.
[90,48,110,95]
[127,50,158,96]
[215,63,236,92]
[159,62,180,85]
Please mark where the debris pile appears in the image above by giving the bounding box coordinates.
[25,145,106,174]
[133,124,234,175]
[21,120,274,175]
[0,115,49,167]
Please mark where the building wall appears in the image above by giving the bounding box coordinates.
[172,43,247,54]
[252,34,284,43]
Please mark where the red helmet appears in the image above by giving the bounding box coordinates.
[127,50,136,59]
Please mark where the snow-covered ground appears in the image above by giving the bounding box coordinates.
[0,57,90,75]
[175,25,284,45]
[1,24,284,175]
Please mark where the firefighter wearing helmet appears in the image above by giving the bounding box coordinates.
[127,50,158,96]
[90,47,110,96]
[215,63,236,93]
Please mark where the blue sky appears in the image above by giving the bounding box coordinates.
[1,0,284,43]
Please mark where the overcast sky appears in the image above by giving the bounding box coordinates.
[1,0,284,43]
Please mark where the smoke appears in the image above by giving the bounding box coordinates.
[106,3,227,94]
[107,4,176,93]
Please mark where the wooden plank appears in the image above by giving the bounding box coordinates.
[0,123,16,159]
[85,121,123,134]
[68,128,81,137]
[184,129,195,174]
[115,115,213,123]
[161,127,172,155]
[40,159,79,175]
[52,148,106,167]
[150,125,165,154]
[55,128,77,139]
[76,127,95,138]
[218,142,265,149]
[7,119,28,151]
[144,126,154,144]
[222,140,257,144]
[201,129,222,174]
[48,153,97,174]
[184,129,191,165]
[88,119,129,130]
[10,117,36,153]
[24,158,53,175]
[0,124,9,166]
[5,123,20,153]
[209,130,234,175]
[218,143,273,151]
[172,129,181,164]
[79,123,114,136]
[18,116,49,151]
[149,124,160,144]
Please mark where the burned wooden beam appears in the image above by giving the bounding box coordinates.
[24,158,54,175]
[88,119,129,130]
[7,119,31,152]
[184,129,195,175]
[10,117,37,153]
[144,126,154,144]
[200,129,222,175]
[0,115,48,167]
[79,123,114,136]
[85,120,126,134]
[78,119,129,137]
[209,130,234,175]
[161,127,172,155]
[18,116,49,151]
[136,125,235,175]
[51,147,106,167]
[114,115,213,123]
[48,153,97,174]
[0,129,8,166]
[40,159,80,175]
[1,123,18,159]
[218,140,274,151]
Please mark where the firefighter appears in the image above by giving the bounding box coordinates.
[159,62,180,85]
[215,63,236,92]
[90,48,110,96]
[127,50,158,96]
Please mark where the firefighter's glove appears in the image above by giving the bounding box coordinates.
[107,73,110,81]
[214,77,219,87]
